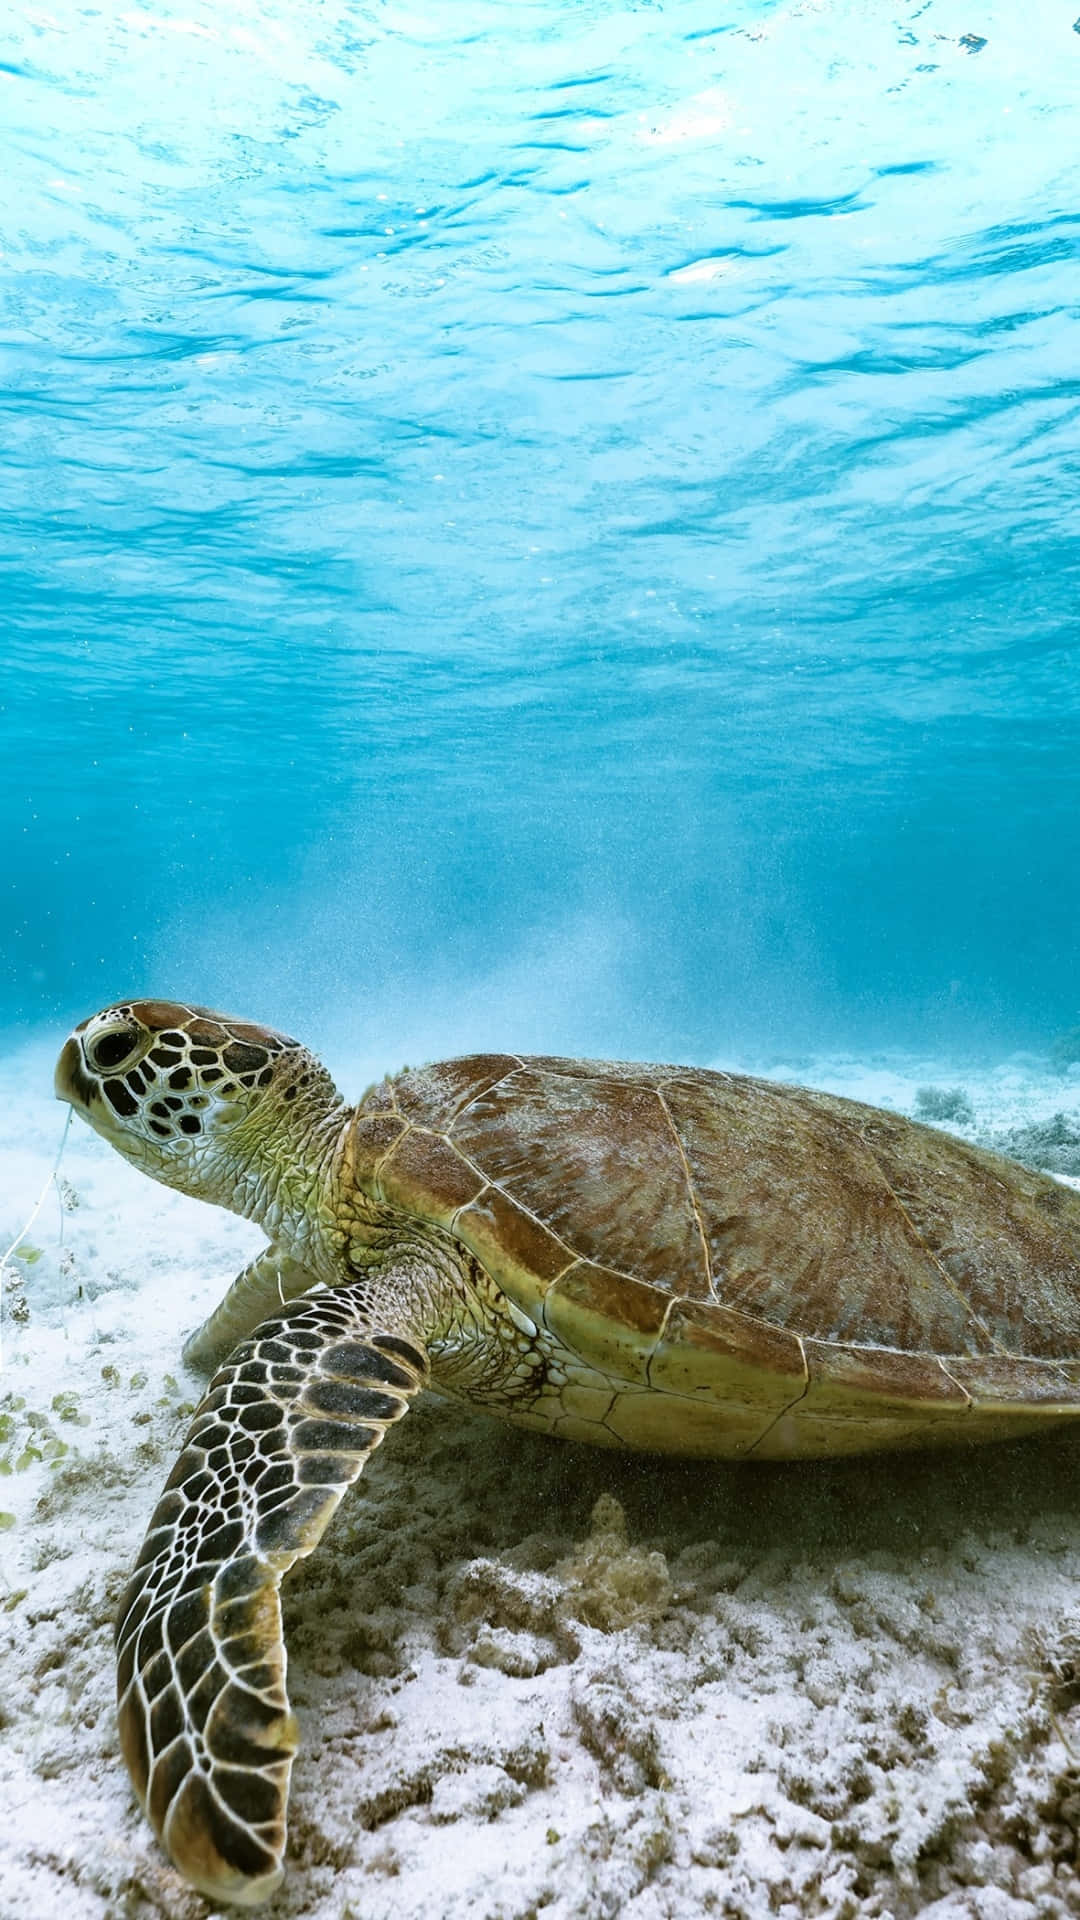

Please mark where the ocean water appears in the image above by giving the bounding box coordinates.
[4,0,1079,1069]
[5,18,1080,1913]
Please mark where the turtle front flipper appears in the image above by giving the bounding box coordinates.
[182,1246,320,1376]
[116,1283,428,1907]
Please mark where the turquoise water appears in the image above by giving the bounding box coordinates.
[4,2,1079,1061]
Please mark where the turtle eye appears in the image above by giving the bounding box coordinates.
[88,1026,141,1073]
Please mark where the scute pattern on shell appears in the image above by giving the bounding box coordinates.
[354,1055,1080,1402]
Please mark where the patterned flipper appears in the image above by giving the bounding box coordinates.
[115,1284,428,1906]
[181,1247,319,1376]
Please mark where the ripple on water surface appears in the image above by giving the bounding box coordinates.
[3,4,1079,1052]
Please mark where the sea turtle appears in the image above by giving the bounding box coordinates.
[54,999,1080,1906]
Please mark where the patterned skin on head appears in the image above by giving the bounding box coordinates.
[54,999,1080,1905]
[57,1001,433,1907]
[54,999,340,1216]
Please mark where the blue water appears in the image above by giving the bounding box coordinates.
[3,1,1079,1064]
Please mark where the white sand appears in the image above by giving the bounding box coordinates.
[3,1037,1080,1920]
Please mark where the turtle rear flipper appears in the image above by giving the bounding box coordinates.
[116,1285,428,1907]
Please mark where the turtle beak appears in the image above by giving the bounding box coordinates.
[54,1031,96,1112]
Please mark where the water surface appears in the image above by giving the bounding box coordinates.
[3,1,1079,1063]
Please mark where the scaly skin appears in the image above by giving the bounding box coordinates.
[61,997,1080,1902]
[54,998,600,1905]
[114,1284,429,1906]
[181,1247,321,1374]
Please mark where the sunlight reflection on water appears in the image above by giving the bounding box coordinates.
[3,2,1079,1055]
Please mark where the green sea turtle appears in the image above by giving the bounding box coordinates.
[55,998,1080,1906]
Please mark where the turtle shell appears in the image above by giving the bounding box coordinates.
[349,1056,1080,1458]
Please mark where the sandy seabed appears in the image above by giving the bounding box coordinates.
[3,1037,1080,1920]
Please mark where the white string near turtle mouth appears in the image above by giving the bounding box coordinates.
[0,1110,72,1363]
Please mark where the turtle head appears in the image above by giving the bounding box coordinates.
[55,1000,344,1228]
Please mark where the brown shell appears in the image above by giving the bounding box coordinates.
[351,1055,1080,1441]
